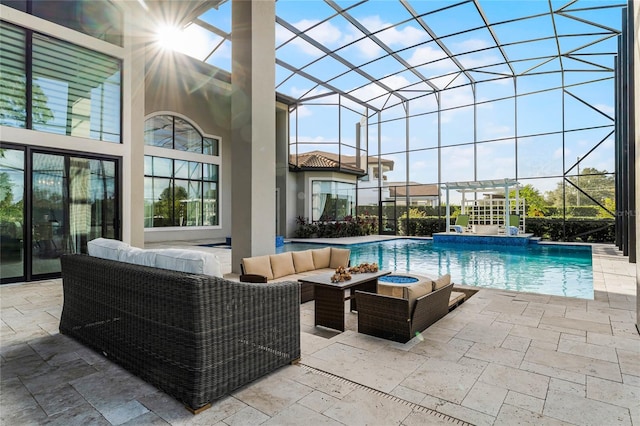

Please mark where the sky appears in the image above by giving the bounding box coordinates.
[160,0,623,200]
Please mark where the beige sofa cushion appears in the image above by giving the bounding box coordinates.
[403,280,433,311]
[312,247,331,269]
[270,253,296,279]
[242,255,274,280]
[292,250,315,273]
[329,247,350,269]
[433,274,451,290]
[378,283,403,298]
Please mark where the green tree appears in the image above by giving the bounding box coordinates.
[0,74,53,126]
[154,185,188,226]
[545,168,615,216]
[511,184,549,217]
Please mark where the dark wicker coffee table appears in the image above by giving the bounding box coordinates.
[299,270,391,331]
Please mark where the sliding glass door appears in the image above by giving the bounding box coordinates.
[0,146,119,283]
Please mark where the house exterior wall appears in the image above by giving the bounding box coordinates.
[143,53,233,243]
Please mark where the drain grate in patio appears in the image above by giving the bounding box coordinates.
[298,363,473,425]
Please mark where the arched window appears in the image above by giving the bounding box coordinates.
[143,114,220,228]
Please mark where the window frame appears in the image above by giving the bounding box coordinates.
[143,112,221,230]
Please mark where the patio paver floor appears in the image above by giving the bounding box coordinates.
[1,241,638,425]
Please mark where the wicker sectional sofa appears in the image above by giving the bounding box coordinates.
[240,247,351,303]
[60,254,300,413]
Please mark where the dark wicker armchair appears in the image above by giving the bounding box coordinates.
[60,254,300,413]
[355,282,453,343]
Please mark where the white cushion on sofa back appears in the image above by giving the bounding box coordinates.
[152,249,222,277]
[118,246,157,267]
[87,238,130,261]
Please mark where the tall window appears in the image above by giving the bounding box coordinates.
[0,22,122,142]
[0,0,123,46]
[143,114,220,228]
[312,181,355,222]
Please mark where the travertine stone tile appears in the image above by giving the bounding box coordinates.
[548,377,586,397]
[100,400,149,425]
[409,336,472,362]
[141,392,246,425]
[428,399,496,426]
[322,388,413,426]
[301,331,333,355]
[503,391,544,414]
[494,312,541,327]
[622,374,640,388]
[465,342,525,368]
[539,323,587,337]
[454,321,512,346]
[402,409,460,426]
[21,358,98,395]
[0,377,41,415]
[529,339,558,351]
[291,369,356,400]
[433,311,498,332]
[417,324,458,341]
[232,374,313,417]
[586,376,640,410]
[501,335,531,352]
[223,405,270,425]
[612,320,640,338]
[461,381,507,416]
[510,324,560,344]
[494,404,572,426]
[557,339,618,362]
[32,383,86,416]
[559,332,586,343]
[302,343,422,393]
[478,363,549,399]
[524,346,622,381]
[120,411,170,425]
[520,360,585,384]
[565,308,611,324]
[0,342,37,361]
[389,385,426,405]
[263,403,342,426]
[587,332,640,353]
[39,402,110,425]
[543,389,632,426]
[297,390,339,413]
[483,300,528,315]
[539,316,612,334]
[400,358,483,404]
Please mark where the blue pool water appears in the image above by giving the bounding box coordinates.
[277,239,593,299]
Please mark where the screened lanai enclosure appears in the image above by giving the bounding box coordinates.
[162,0,633,254]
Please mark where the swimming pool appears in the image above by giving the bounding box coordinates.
[277,239,593,299]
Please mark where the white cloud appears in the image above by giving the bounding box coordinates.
[453,38,492,53]
[360,16,428,47]
[553,148,564,159]
[594,103,614,116]
[277,20,344,56]
[407,45,449,69]
[295,105,312,118]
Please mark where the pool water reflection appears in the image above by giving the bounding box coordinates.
[278,239,593,299]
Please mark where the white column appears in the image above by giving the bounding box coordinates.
[231,0,276,273]
[633,0,640,333]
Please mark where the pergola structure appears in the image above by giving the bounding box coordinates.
[443,178,522,234]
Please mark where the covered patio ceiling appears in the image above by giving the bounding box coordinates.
[156,0,624,112]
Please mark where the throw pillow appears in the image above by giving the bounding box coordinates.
[433,274,451,290]
[242,255,274,280]
[329,247,351,269]
[403,280,434,311]
[270,253,296,279]
[311,247,331,269]
[292,250,315,273]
